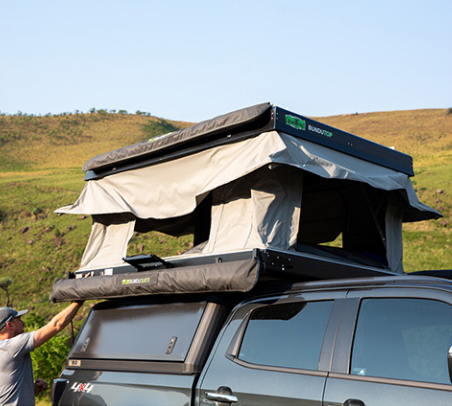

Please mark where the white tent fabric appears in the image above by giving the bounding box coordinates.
[203,165,303,253]
[385,195,404,274]
[56,130,440,273]
[79,219,135,271]
[56,131,436,219]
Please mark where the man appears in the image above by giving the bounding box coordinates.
[0,302,83,406]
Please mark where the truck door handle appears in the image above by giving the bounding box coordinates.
[205,386,238,403]
[328,399,366,406]
[344,399,365,406]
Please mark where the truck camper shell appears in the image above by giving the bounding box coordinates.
[50,103,441,303]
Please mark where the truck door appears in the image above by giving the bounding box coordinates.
[324,288,452,406]
[196,291,346,406]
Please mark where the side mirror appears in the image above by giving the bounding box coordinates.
[448,346,452,384]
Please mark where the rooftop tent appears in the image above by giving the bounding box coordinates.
[56,103,441,276]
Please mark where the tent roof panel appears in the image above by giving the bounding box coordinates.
[83,103,414,180]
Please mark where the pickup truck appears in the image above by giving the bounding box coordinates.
[52,266,452,406]
[50,103,449,406]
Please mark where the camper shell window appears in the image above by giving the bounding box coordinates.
[70,301,206,362]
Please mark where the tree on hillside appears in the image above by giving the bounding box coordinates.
[0,277,13,307]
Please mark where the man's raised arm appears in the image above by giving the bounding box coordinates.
[34,301,84,349]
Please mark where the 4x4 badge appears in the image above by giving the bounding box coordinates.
[71,382,94,393]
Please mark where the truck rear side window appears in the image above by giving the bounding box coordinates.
[238,300,333,371]
[71,302,206,362]
[351,298,452,384]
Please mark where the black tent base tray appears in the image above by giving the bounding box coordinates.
[73,247,395,282]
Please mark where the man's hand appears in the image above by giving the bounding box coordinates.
[35,378,48,394]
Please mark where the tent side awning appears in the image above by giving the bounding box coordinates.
[50,257,260,302]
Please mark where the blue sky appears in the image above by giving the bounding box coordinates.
[0,0,451,122]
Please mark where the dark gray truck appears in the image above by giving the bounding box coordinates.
[50,104,451,406]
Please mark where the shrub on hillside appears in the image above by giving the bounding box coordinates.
[32,335,71,401]
[25,313,75,402]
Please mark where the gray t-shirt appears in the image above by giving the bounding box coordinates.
[0,332,35,406]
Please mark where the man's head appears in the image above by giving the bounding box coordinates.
[0,307,28,337]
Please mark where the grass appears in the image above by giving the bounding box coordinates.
[0,108,451,404]
[0,113,191,311]
[401,162,452,271]
[1,108,451,300]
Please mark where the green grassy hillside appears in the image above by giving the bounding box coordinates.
[1,108,451,301]
[0,108,451,403]
[1,108,451,305]
[0,111,191,310]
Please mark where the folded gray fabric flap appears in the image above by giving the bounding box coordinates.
[83,102,272,172]
[49,257,259,303]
